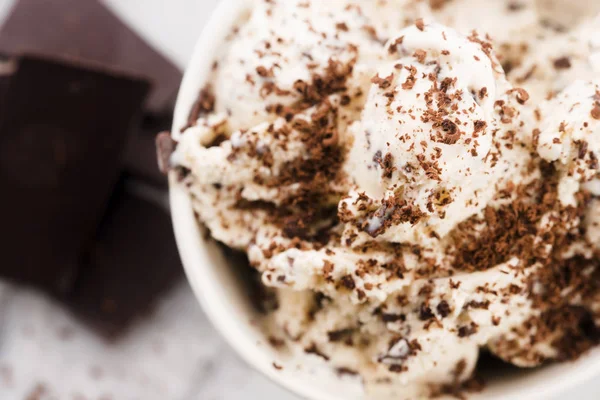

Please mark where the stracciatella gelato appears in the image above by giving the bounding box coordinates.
[167,1,600,398]
[341,22,530,247]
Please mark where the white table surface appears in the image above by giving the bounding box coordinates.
[0,0,596,398]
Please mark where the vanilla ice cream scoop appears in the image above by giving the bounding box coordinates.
[341,21,530,245]
[212,0,430,133]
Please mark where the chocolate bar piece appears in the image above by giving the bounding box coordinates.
[0,55,150,293]
[0,0,181,113]
[67,178,183,339]
[0,57,14,112]
[124,114,173,187]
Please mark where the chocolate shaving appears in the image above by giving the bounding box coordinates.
[553,57,572,70]
[336,367,359,377]
[156,132,176,174]
[305,343,330,361]
[371,73,394,89]
[457,323,478,338]
[437,300,451,318]
[419,304,435,321]
[186,85,215,128]
[508,88,530,105]
[415,19,425,31]
[388,36,405,54]
[592,104,600,120]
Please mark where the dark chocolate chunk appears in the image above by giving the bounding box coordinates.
[124,114,173,187]
[437,300,451,318]
[0,0,181,112]
[155,131,177,175]
[419,304,435,321]
[0,57,14,113]
[553,56,572,70]
[0,55,149,293]
[67,178,183,339]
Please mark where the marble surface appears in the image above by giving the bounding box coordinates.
[0,280,298,400]
[0,0,597,398]
[0,2,296,398]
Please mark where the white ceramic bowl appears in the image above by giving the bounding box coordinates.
[169,1,600,398]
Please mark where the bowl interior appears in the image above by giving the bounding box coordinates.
[170,1,600,399]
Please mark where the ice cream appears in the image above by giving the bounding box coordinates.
[536,80,600,204]
[506,14,600,103]
[210,0,431,133]
[168,1,600,398]
[341,22,530,247]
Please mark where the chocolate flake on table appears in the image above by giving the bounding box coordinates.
[0,0,181,113]
[0,55,149,294]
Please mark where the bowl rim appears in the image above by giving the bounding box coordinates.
[169,1,600,399]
